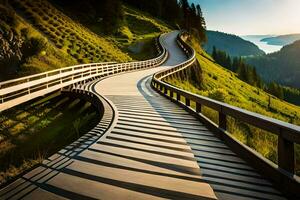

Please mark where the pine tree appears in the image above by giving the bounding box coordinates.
[179,0,190,30]
[268,82,284,99]
[238,62,247,81]
[196,5,206,29]
[226,55,232,69]
[102,0,124,33]
[212,46,217,60]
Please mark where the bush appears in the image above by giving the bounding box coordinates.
[22,37,47,59]
[117,26,133,40]
[208,88,227,102]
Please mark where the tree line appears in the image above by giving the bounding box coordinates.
[52,0,124,33]
[53,0,207,42]
[212,46,287,100]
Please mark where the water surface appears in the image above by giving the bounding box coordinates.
[241,35,282,54]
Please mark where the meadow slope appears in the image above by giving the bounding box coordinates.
[166,40,300,174]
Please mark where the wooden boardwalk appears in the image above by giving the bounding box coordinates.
[0,32,286,199]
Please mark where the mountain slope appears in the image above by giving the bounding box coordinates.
[0,3,77,81]
[166,40,300,173]
[246,40,300,88]
[11,0,132,63]
[261,33,300,46]
[1,0,170,81]
[204,30,265,57]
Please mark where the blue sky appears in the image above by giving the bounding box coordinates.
[189,0,300,35]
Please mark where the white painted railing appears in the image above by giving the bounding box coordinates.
[0,35,167,112]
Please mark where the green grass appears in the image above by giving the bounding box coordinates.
[0,92,100,185]
[12,0,132,64]
[5,1,171,79]
[88,5,171,59]
[166,39,300,174]
[0,8,77,79]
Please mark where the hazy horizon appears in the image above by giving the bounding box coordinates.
[189,0,300,36]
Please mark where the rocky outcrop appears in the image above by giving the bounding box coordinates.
[0,5,23,80]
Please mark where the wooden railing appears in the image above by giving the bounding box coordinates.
[0,35,168,112]
[151,31,300,196]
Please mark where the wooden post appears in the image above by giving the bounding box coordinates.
[278,135,294,174]
[196,102,201,113]
[164,87,167,95]
[219,112,227,130]
[177,93,181,102]
[186,98,190,107]
[170,91,174,99]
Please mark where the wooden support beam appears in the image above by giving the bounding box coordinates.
[186,98,190,107]
[177,93,181,102]
[219,112,227,130]
[196,102,201,113]
[170,91,174,99]
[278,135,295,174]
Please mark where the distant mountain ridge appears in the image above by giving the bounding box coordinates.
[241,35,282,54]
[204,30,265,57]
[246,40,300,88]
[261,33,300,46]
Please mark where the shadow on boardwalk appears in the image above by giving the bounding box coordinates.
[137,75,286,200]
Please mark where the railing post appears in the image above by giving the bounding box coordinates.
[164,87,167,95]
[170,91,174,99]
[219,112,227,130]
[159,84,162,91]
[196,102,201,113]
[177,93,181,102]
[186,98,190,107]
[278,134,294,174]
[164,86,168,96]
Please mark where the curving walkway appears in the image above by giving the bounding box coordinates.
[0,31,286,200]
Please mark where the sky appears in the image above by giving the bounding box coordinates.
[189,0,300,36]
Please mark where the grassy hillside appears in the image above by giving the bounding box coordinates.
[1,0,170,81]
[69,5,171,60]
[204,30,265,57]
[11,0,132,63]
[110,6,171,60]
[166,39,300,174]
[0,3,76,81]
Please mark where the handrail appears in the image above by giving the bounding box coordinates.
[0,35,168,112]
[0,62,115,89]
[151,31,300,196]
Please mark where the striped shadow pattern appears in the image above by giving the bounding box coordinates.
[137,76,286,200]
[0,95,114,199]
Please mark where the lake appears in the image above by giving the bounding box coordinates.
[241,35,282,54]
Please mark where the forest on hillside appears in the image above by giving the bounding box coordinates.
[205,30,265,57]
[246,40,300,88]
[212,46,300,105]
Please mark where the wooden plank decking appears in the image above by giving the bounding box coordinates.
[0,31,286,199]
